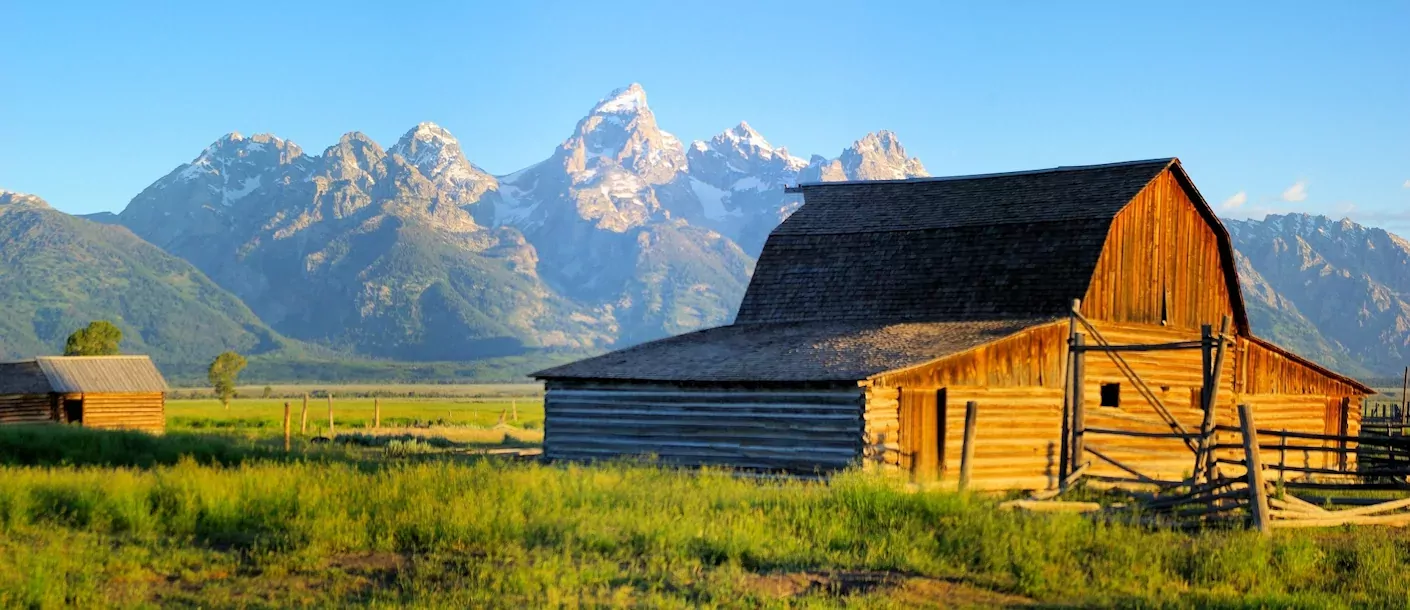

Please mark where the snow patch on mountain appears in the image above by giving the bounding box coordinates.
[689,177,738,220]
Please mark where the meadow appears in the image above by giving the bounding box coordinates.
[0,394,1409,608]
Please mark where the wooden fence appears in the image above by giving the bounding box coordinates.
[1009,302,1410,530]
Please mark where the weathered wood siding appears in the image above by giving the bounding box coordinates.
[81,392,165,433]
[858,169,1367,490]
[1082,169,1238,333]
[1080,322,1234,482]
[863,323,1066,473]
[544,381,864,472]
[870,323,1068,389]
[1233,338,1364,472]
[0,394,56,425]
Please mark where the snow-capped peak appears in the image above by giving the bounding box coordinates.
[592,83,649,114]
[390,121,477,181]
[721,121,772,152]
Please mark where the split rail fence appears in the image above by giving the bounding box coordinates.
[1000,301,1410,531]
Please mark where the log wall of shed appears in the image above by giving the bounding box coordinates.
[1082,169,1238,333]
[0,394,56,425]
[863,324,1069,488]
[543,381,865,472]
[80,392,165,433]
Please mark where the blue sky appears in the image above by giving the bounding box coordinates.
[3,1,1407,228]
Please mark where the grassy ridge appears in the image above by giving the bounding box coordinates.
[0,426,1409,607]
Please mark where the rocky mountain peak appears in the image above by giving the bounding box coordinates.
[837,130,928,180]
[0,190,49,209]
[591,83,649,115]
[561,84,685,184]
[389,122,494,190]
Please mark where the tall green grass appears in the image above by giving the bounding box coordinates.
[0,451,1408,608]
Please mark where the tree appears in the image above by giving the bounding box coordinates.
[64,321,123,356]
[208,351,248,410]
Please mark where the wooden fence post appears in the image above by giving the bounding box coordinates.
[1071,333,1086,479]
[327,394,335,439]
[1278,429,1287,489]
[300,393,309,435]
[283,401,292,452]
[1238,403,1272,534]
[959,401,978,492]
[373,398,381,430]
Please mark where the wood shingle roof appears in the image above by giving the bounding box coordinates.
[538,159,1179,382]
[534,319,1052,382]
[737,159,1174,325]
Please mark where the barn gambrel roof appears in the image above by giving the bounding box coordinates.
[535,159,1263,383]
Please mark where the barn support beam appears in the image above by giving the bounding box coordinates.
[1192,316,1231,484]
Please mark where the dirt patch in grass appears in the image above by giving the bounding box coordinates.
[328,551,407,578]
[744,570,1035,607]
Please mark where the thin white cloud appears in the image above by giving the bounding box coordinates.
[1220,191,1248,210]
[1403,179,1409,189]
[1281,180,1308,202]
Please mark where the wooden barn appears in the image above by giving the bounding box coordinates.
[535,159,1374,490]
[0,356,168,433]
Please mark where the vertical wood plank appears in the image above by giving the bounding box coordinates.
[1239,403,1272,535]
[959,400,978,492]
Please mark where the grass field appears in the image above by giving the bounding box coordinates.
[1,396,1410,607]
[166,396,547,435]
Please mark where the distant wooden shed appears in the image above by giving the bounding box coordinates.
[535,159,1373,490]
[0,356,168,433]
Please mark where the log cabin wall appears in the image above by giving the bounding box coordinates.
[1080,321,1236,482]
[1081,169,1239,333]
[80,392,165,433]
[0,394,57,425]
[861,323,1068,486]
[1233,338,1365,472]
[543,380,864,472]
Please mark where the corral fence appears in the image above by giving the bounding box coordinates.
[1008,302,1410,531]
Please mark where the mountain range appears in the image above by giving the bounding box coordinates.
[3,84,1407,381]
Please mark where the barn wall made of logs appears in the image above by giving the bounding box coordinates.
[0,393,56,425]
[81,392,165,433]
[1069,321,1233,482]
[1227,338,1365,474]
[942,386,1064,491]
[1082,169,1238,333]
[543,381,865,472]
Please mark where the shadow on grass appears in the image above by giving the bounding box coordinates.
[0,424,540,470]
[0,424,303,469]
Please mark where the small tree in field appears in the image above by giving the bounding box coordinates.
[208,351,248,410]
[64,321,122,356]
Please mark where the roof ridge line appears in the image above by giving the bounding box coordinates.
[786,158,1175,191]
[771,215,1113,237]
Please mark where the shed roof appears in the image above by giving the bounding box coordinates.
[0,360,55,394]
[32,356,168,393]
[534,318,1053,382]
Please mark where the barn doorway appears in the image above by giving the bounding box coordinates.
[899,387,945,482]
[63,398,82,424]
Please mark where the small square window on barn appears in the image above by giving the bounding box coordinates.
[1100,383,1121,408]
